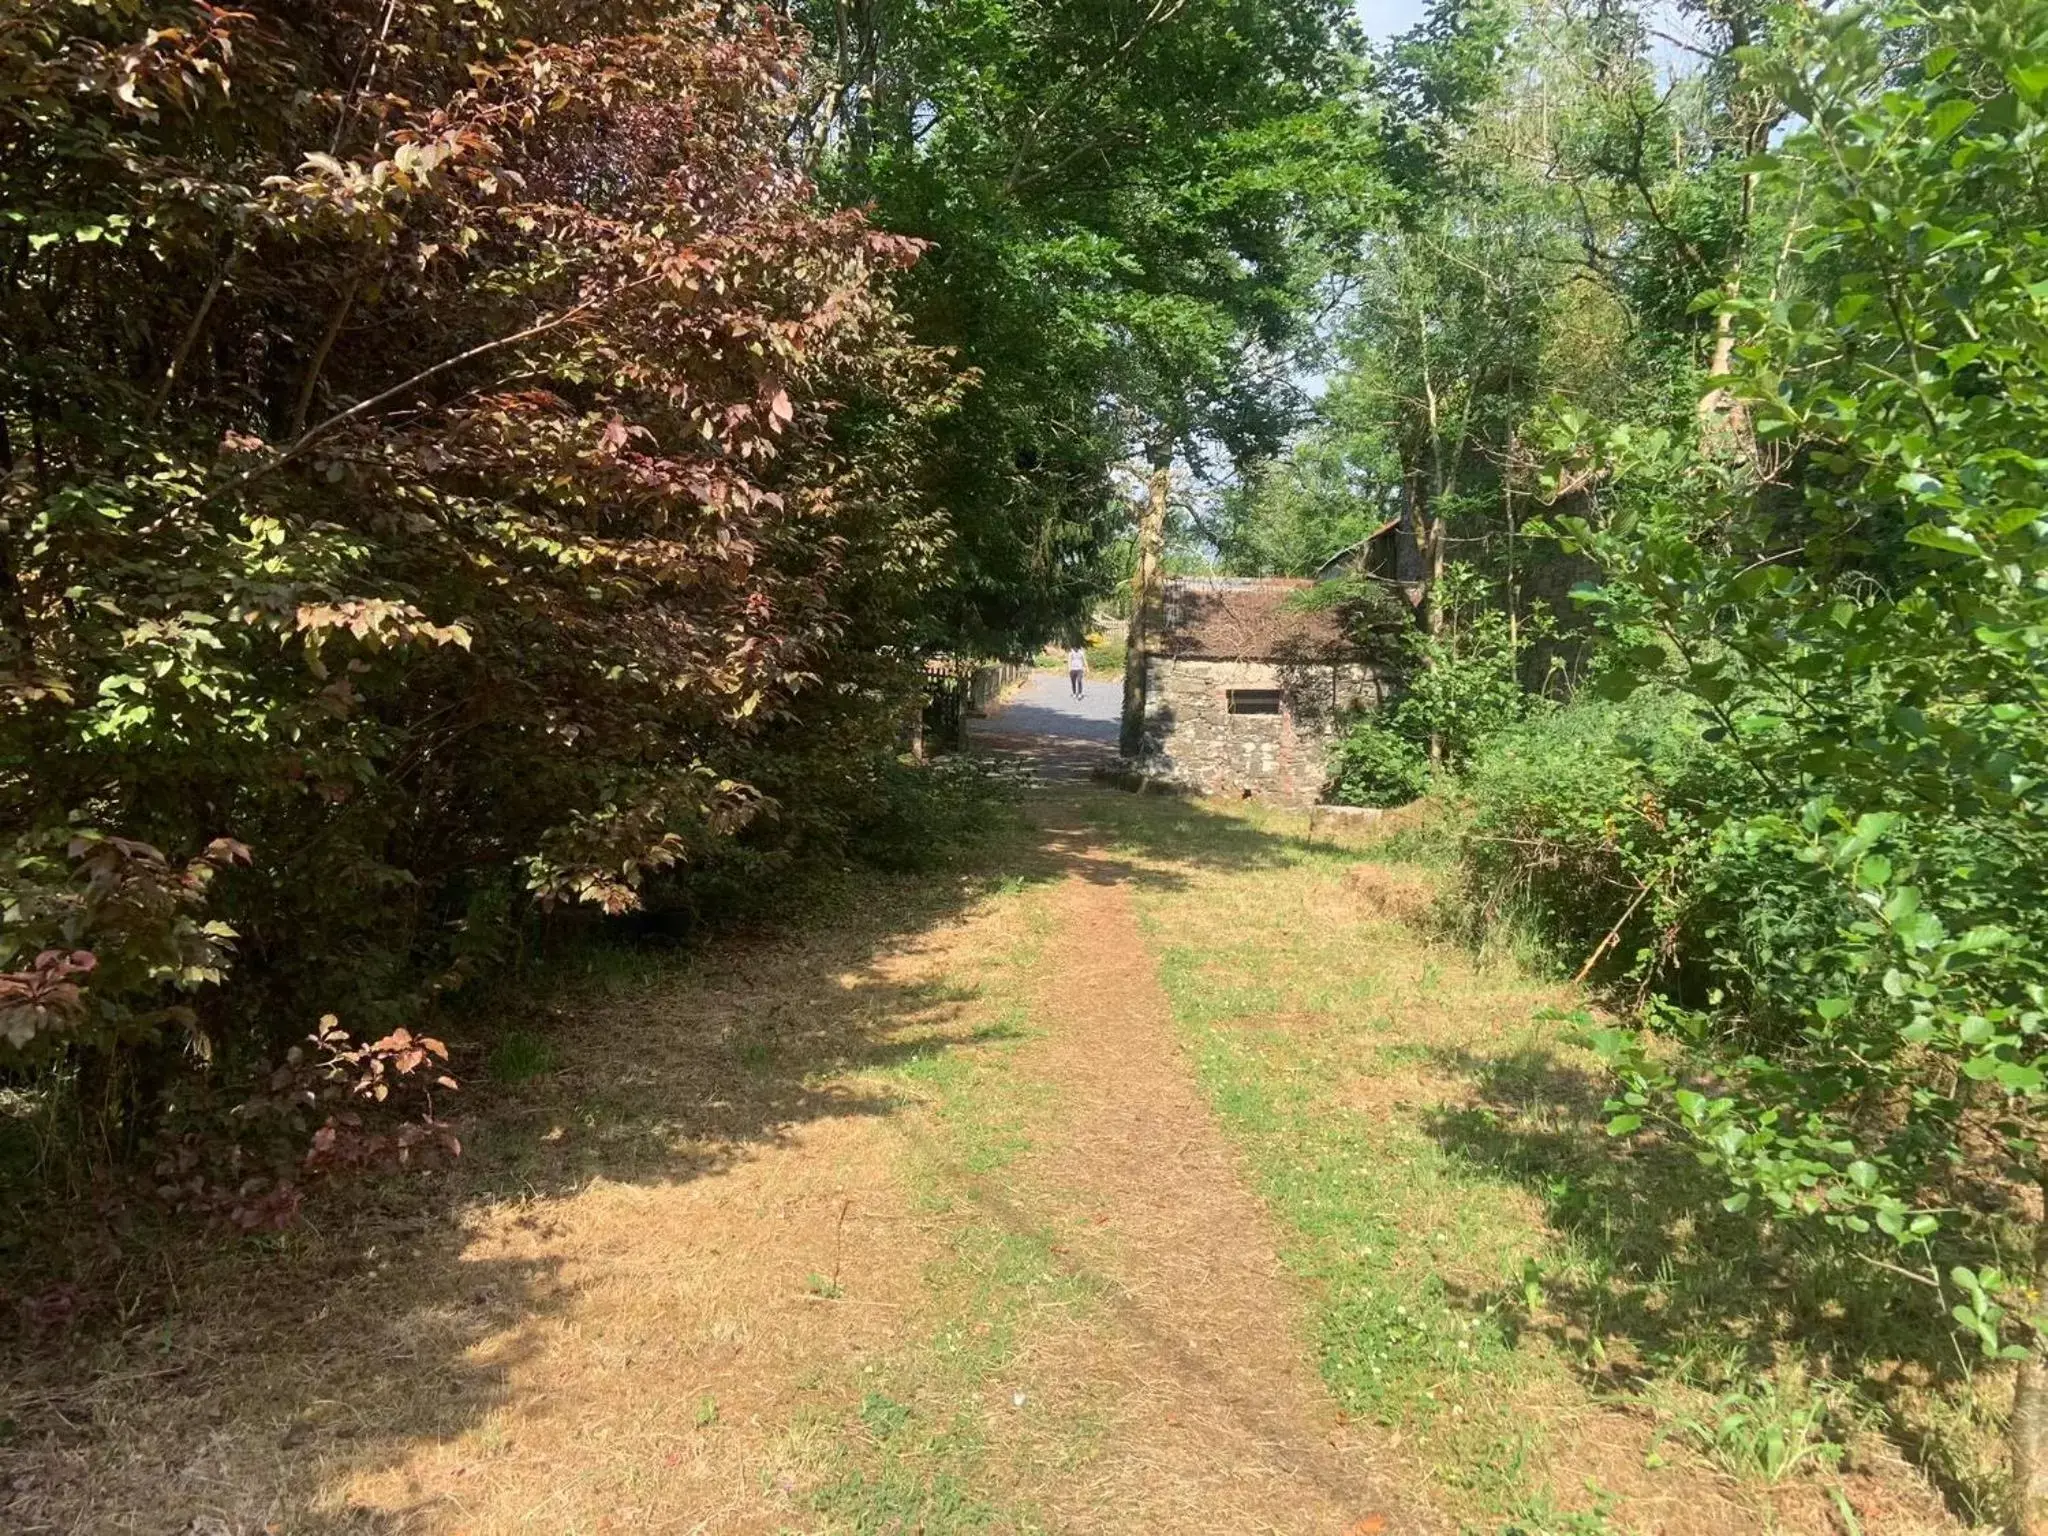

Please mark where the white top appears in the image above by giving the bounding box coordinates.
[1066,648,1087,670]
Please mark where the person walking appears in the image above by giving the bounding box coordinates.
[1066,644,1088,698]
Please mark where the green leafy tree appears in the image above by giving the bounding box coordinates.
[1322,565,1529,805]
[1542,1,2048,1519]
[781,0,1384,650]
[1215,391,1398,577]
[1224,0,1684,630]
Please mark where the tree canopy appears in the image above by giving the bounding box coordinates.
[783,0,1381,649]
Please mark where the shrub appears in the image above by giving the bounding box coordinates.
[1458,693,1712,974]
[0,3,953,1165]
[1391,610,1528,773]
[1085,636,1128,677]
[842,756,1019,874]
[1321,563,1534,808]
[1325,715,1430,807]
[1457,692,1856,1023]
[1536,3,2048,1512]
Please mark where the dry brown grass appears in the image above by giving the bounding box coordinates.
[1341,864,1439,926]
[0,867,1038,1535]
[0,777,1990,1536]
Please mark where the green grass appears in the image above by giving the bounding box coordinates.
[792,883,1094,1534]
[810,1461,1014,1534]
[485,1027,558,1083]
[1166,995,1541,1504]
[1096,790,1954,1531]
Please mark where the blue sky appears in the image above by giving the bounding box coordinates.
[1355,0,1434,42]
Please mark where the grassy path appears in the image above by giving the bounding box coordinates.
[1,782,1974,1535]
[994,821,1415,1531]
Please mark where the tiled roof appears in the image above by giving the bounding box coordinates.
[1156,578,1364,662]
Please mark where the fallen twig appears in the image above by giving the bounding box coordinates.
[1574,877,1659,985]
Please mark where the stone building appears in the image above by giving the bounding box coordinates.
[1128,577,1385,805]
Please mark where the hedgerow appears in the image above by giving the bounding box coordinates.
[0,1,955,1199]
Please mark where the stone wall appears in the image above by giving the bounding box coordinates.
[1135,657,1385,806]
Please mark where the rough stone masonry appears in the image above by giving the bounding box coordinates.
[1130,579,1387,807]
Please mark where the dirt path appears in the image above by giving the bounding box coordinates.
[317,800,1433,1533]
[999,858,1419,1533]
[11,781,1969,1533]
[2,792,1433,1536]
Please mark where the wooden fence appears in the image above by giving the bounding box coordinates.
[917,659,1032,754]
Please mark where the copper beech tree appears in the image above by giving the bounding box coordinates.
[0,2,955,1149]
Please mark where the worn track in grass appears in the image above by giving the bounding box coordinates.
[0,790,1425,1534]
[997,841,1424,1533]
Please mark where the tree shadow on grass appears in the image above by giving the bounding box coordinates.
[0,778,1323,1534]
[1020,781,1359,892]
[1417,1041,2001,1524]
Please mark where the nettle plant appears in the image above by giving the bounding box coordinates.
[1542,0,2048,1520]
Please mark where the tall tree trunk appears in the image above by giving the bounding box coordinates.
[1697,170,1755,456]
[2015,1356,2048,1536]
[1425,506,1446,638]
[1503,457,1519,654]
[1424,497,1446,769]
[1698,3,1771,460]
[1119,452,1169,760]
[2013,1195,2048,1536]
[1395,439,1448,764]
[1397,448,1430,618]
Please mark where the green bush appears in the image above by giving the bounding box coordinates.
[1084,637,1128,678]
[841,756,1019,874]
[1324,715,1430,807]
[1321,566,1534,806]
[1459,697,1670,971]
[1390,613,1528,773]
[1457,692,1857,1020]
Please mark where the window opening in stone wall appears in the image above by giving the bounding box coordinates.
[1225,689,1283,715]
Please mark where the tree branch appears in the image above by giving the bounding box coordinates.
[290,270,366,439]
[141,272,662,536]
[146,258,232,423]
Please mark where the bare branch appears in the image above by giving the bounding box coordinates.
[141,271,664,535]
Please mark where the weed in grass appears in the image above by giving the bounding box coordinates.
[1518,1257,1545,1316]
[859,1391,912,1441]
[805,1272,844,1300]
[810,1464,1004,1533]
[1502,1489,1622,1535]
[486,1027,557,1083]
[695,1394,719,1428]
[1658,1372,1844,1484]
